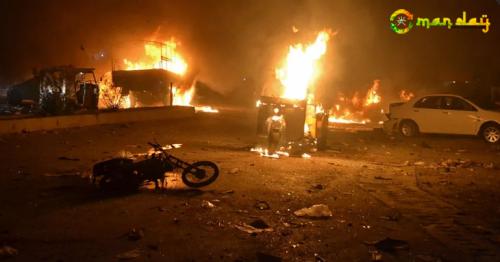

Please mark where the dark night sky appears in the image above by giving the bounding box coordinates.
[0,0,499,96]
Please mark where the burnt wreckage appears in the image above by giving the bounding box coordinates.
[257,96,329,153]
[111,69,181,107]
[8,66,99,114]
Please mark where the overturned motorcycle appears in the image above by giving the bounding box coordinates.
[92,142,219,191]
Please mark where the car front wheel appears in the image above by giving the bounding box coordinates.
[399,120,418,137]
[482,124,500,144]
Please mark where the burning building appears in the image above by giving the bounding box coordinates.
[98,38,197,110]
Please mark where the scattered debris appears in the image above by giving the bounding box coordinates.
[314,253,326,262]
[413,161,426,166]
[235,219,273,234]
[116,249,141,260]
[127,228,144,241]
[220,190,235,194]
[294,204,333,218]
[58,156,80,161]
[0,245,18,258]
[249,219,270,229]
[365,237,409,252]
[312,184,324,190]
[228,168,239,174]
[374,176,392,180]
[201,200,215,209]
[307,183,325,193]
[437,159,496,171]
[254,200,271,210]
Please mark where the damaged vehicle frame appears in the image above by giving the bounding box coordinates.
[39,66,99,114]
[256,96,329,153]
[7,65,99,115]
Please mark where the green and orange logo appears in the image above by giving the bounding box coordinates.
[390,9,414,34]
[390,9,491,34]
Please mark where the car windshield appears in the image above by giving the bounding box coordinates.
[464,97,500,111]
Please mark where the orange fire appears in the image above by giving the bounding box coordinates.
[276,30,331,100]
[121,38,193,108]
[123,39,188,75]
[399,90,415,101]
[364,80,381,106]
[98,38,218,112]
[172,86,194,106]
[328,80,382,125]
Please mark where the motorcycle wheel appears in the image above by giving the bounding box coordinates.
[181,161,219,188]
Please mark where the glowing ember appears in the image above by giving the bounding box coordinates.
[328,116,368,125]
[251,147,280,158]
[276,30,331,100]
[301,153,311,158]
[399,90,415,101]
[328,80,384,124]
[123,39,187,75]
[195,106,219,113]
[364,80,382,106]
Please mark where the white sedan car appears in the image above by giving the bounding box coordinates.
[384,94,500,143]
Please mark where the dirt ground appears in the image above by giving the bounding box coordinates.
[0,108,499,262]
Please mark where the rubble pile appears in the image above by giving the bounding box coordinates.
[436,159,496,172]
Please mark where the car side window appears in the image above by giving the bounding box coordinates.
[442,97,477,111]
[414,96,441,109]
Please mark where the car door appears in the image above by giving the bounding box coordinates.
[411,96,446,133]
[439,96,480,135]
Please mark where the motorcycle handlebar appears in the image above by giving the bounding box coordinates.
[148,142,163,151]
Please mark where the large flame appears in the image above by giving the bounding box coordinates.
[172,86,194,106]
[276,31,331,100]
[364,79,381,106]
[123,39,188,75]
[328,80,382,125]
[98,38,218,113]
[327,81,418,125]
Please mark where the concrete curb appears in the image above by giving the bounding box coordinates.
[0,106,195,134]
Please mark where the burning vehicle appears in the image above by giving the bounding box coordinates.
[254,30,331,156]
[109,69,180,108]
[39,66,99,114]
[7,65,99,115]
[384,94,500,143]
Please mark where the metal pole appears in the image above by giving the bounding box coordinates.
[169,82,174,106]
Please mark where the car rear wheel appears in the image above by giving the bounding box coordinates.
[482,124,500,144]
[399,120,418,137]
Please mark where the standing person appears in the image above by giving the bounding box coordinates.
[266,107,286,152]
